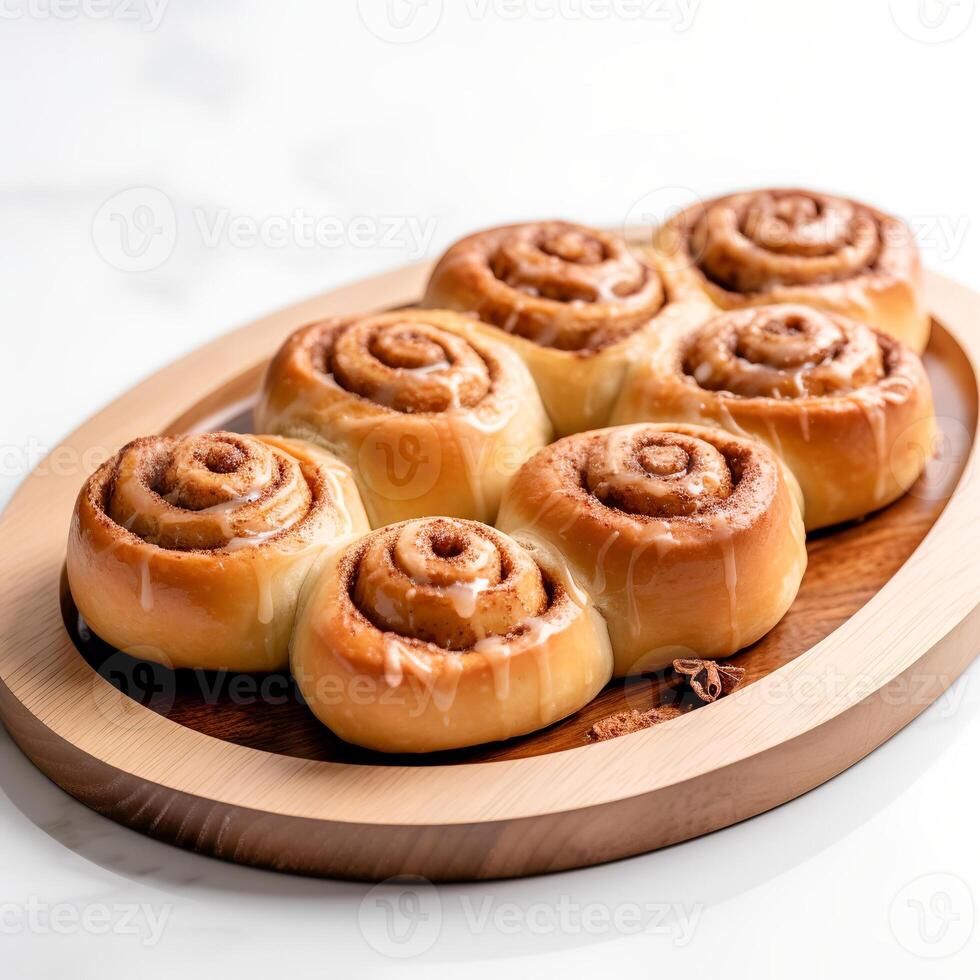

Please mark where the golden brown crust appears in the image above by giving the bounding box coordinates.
[66,432,369,671]
[255,309,552,527]
[611,305,936,530]
[682,305,885,398]
[422,220,712,435]
[497,423,807,676]
[424,221,666,350]
[291,517,613,752]
[654,189,929,352]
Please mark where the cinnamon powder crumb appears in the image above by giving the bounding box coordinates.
[587,704,682,742]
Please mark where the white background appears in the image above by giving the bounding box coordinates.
[1,1,978,976]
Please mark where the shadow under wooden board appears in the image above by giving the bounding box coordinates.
[1,265,979,881]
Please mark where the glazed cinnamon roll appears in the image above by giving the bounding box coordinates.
[291,517,612,752]
[422,220,709,436]
[654,189,929,352]
[255,309,551,527]
[67,432,368,671]
[497,424,807,677]
[612,305,936,530]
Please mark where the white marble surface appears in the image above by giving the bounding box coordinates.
[1,2,979,976]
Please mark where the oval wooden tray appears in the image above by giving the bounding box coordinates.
[1,264,978,882]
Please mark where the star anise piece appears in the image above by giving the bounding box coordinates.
[672,658,745,703]
[587,704,682,742]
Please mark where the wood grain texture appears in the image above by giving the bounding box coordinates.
[0,264,978,881]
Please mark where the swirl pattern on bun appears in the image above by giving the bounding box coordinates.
[67,432,369,671]
[291,517,612,752]
[497,423,807,676]
[423,220,709,435]
[255,309,551,527]
[654,189,929,352]
[612,304,936,529]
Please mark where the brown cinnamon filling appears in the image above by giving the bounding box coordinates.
[683,305,886,399]
[584,428,737,519]
[100,432,318,551]
[489,224,627,304]
[688,190,883,293]
[439,221,666,352]
[350,518,550,650]
[313,314,494,413]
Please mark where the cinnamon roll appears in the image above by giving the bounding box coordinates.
[255,309,551,527]
[422,220,709,436]
[612,305,936,530]
[654,189,929,352]
[497,424,807,677]
[67,432,369,672]
[291,517,612,752]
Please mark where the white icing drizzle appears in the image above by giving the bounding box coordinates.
[382,636,405,688]
[618,519,679,638]
[715,399,754,441]
[473,610,562,716]
[591,529,621,595]
[799,405,811,442]
[721,533,740,650]
[355,520,581,721]
[429,656,463,713]
[878,374,915,406]
[138,558,154,612]
[473,634,514,701]
[709,514,740,650]
[254,562,275,625]
[763,417,784,457]
[381,634,435,689]
[222,527,285,552]
[535,636,555,718]
[852,392,889,502]
[319,457,358,536]
[624,538,661,640]
[443,577,491,620]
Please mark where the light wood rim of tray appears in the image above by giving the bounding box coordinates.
[0,265,978,879]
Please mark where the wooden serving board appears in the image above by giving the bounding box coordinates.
[1,264,978,882]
